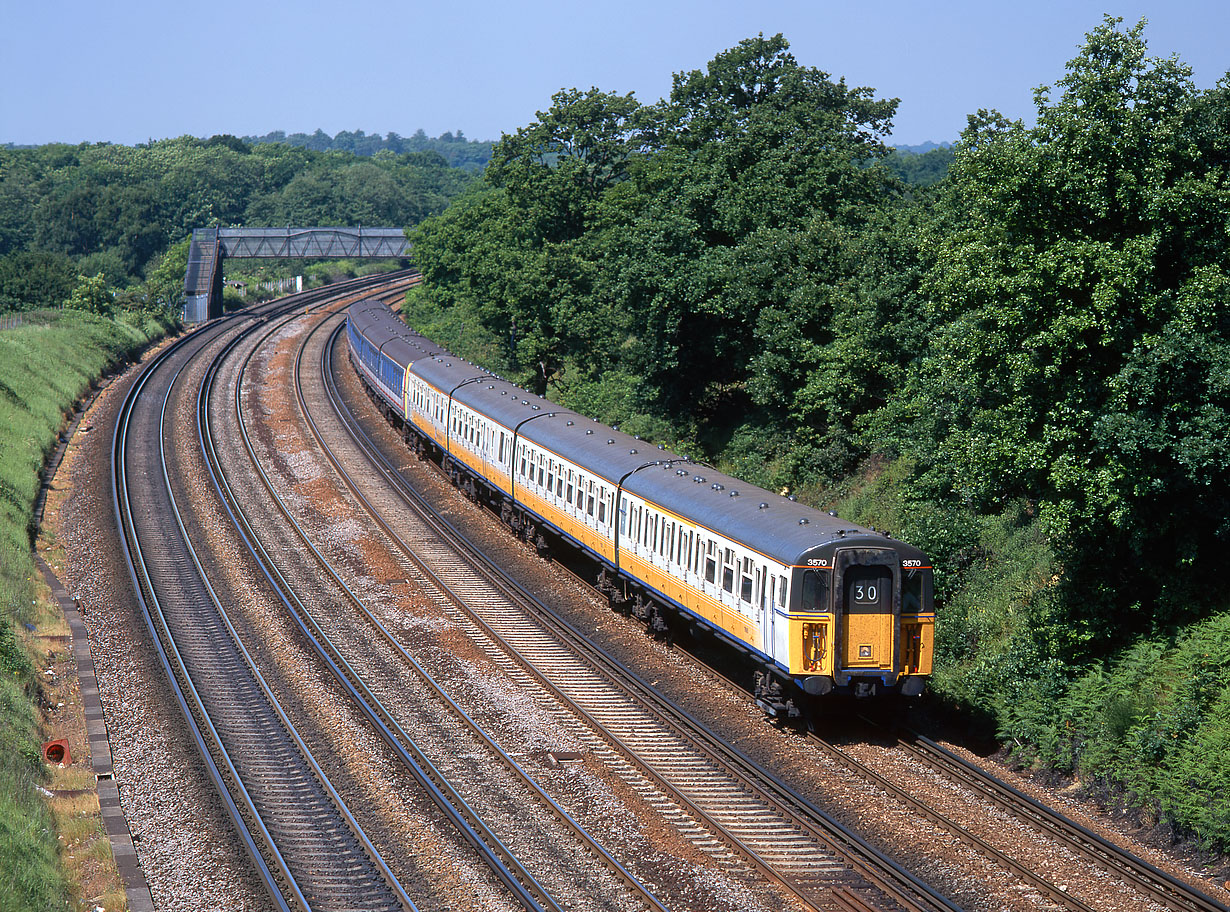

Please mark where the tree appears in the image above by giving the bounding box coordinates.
[64,273,113,315]
[889,17,1230,641]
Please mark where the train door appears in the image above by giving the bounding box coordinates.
[835,549,898,673]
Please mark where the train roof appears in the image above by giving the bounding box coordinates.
[347,299,929,568]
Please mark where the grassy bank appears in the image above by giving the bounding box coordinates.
[0,308,173,912]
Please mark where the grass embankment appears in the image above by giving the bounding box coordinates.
[0,309,172,912]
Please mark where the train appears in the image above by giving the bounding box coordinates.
[346,298,934,715]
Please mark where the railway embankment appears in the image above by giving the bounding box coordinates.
[1,308,173,912]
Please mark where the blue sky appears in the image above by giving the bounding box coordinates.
[2,0,1224,148]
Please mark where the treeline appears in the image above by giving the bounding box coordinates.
[243,128,494,171]
[0,134,477,308]
[405,22,1230,851]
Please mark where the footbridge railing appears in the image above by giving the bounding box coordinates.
[183,226,411,322]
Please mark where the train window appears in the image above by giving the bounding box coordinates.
[547,466,555,491]
[741,558,754,603]
[779,576,788,608]
[537,462,545,486]
[499,433,507,464]
[769,574,777,608]
[557,474,564,497]
[619,504,627,535]
[587,491,595,517]
[598,496,606,524]
[903,570,923,614]
[705,542,717,583]
[800,569,830,612]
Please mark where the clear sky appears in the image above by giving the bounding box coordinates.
[2,0,1224,148]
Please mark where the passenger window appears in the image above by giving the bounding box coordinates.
[705,542,717,583]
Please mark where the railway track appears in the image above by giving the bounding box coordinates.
[207,297,670,912]
[112,276,420,911]
[310,311,962,912]
[893,731,1229,912]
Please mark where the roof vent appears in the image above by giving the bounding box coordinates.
[676,469,688,476]
[629,448,638,455]
[532,405,540,410]
[502,390,508,396]
[828,510,837,517]
[788,495,798,502]
[694,476,705,483]
[729,490,739,497]
[566,420,574,426]
[759,502,769,510]
[711,483,724,491]
[800,518,811,525]
[586,429,594,435]
[607,439,615,445]
[658,444,665,450]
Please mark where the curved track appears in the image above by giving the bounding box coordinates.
[112,278,418,912]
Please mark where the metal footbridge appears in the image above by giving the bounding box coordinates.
[183,227,411,321]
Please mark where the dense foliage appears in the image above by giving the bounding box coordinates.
[0,134,475,297]
[243,128,493,171]
[408,35,922,480]
[406,22,1230,854]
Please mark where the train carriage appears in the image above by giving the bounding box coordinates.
[347,299,934,710]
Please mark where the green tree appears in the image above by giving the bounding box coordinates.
[0,250,77,313]
[888,17,1230,643]
[64,273,113,315]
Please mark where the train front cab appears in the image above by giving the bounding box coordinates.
[789,545,933,698]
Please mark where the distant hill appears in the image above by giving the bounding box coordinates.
[243,128,494,171]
